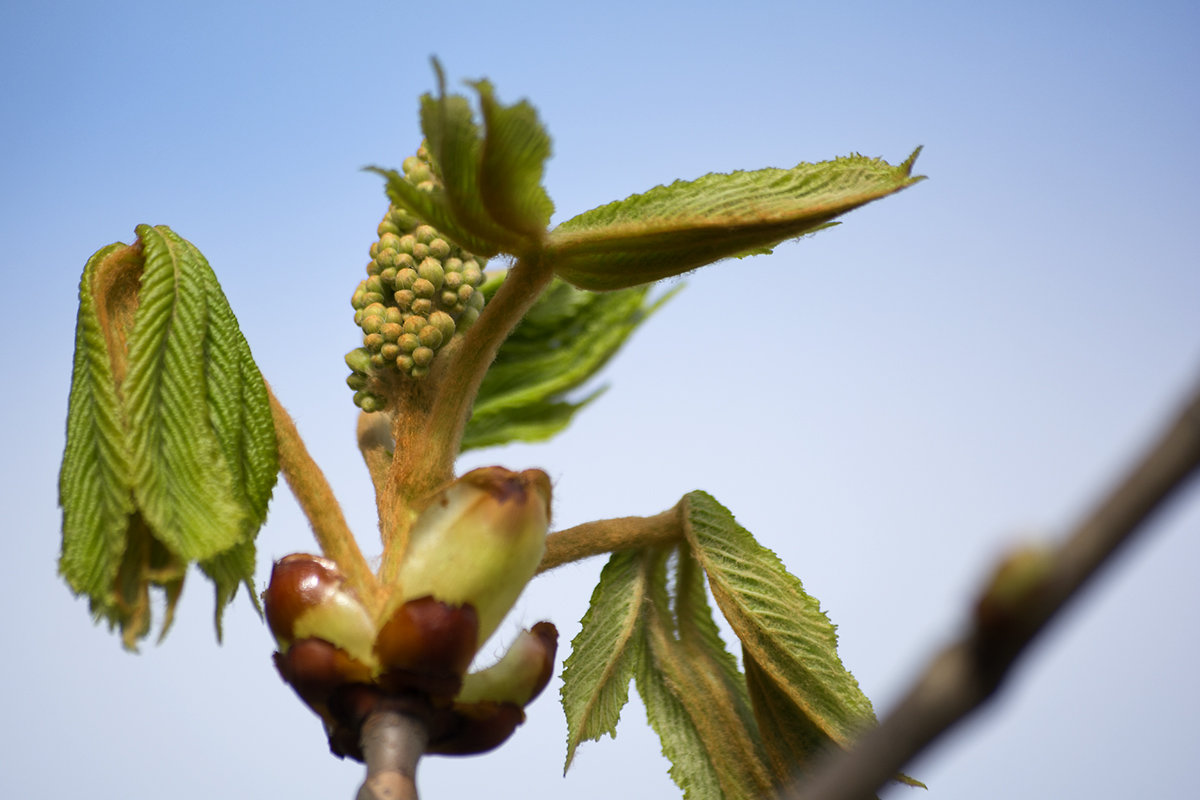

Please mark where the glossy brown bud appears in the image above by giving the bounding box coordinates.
[373,596,480,698]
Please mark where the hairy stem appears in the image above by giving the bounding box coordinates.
[267,383,378,606]
[355,708,429,800]
[378,257,554,585]
[536,503,684,574]
[783,372,1200,800]
[357,410,393,531]
[428,255,555,485]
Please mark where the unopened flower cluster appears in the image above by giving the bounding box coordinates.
[346,146,488,411]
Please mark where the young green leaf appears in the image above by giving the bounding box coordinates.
[674,544,763,747]
[59,242,140,629]
[681,491,877,753]
[561,550,647,770]
[473,78,554,238]
[546,149,924,290]
[462,277,674,451]
[59,226,277,647]
[637,547,774,799]
[374,60,553,258]
[124,226,253,561]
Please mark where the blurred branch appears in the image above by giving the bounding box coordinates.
[783,372,1200,800]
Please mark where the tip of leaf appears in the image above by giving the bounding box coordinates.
[901,146,926,179]
[430,56,447,94]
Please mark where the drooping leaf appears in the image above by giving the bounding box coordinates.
[462,276,675,451]
[561,550,647,770]
[124,225,250,561]
[59,243,139,623]
[195,255,276,629]
[674,543,762,747]
[637,547,774,799]
[59,225,277,647]
[682,491,877,752]
[742,647,834,786]
[546,149,924,290]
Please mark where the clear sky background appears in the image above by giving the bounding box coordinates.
[3,1,1198,798]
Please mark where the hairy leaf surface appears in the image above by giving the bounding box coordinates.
[59,243,139,618]
[682,491,877,750]
[637,548,774,799]
[547,149,924,290]
[59,226,276,646]
[561,550,647,769]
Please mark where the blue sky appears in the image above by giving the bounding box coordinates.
[3,1,1198,798]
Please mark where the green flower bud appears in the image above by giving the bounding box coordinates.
[380,322,402,342]
[428,310,456,341]
[351,286,368,310]
[457,285,475,305]
[462,261,483,286]
[441,291,459,308]
[429,238,451,260]
[402,315,426,335]
[345,348,373,373]
[395,267,418,290]
[362,291,385,306]
[410,364,430,378]
[412,346,435,367]
[395,354,415,372]
[379,233,402,252]
[346,372,368,391]
[380,343,400,362]
[415,224,438,244]
[418,324,443,350]
[459,306,480,330]
[394,289,415,310]
[411,298,433,317]
[363,332,385,352]
[443,270,464,290]
[357,392,385,413]
[361,315,384,335]
[397,234,416,254]
[412,242,430,261]
[418,258,445,290]
[444,257,463,274]
[368,241,380,260]
[394,252,416,272]
[377,218,400,237]
[413,278,435,299]
[398,333,420,353]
